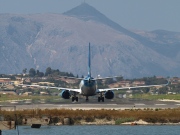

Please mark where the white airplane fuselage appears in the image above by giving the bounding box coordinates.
[79,77,97,96]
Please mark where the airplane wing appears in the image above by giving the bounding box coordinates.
[97,82,169,92]
[95,76,122,80]
[19,84,81,93]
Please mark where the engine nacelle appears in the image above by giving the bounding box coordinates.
[60,90,71,99]
[105,90,114,99]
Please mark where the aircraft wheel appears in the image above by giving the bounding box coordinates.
[76,97,78,102]
[98,97,100,102]
[72,97,74,102]
[102,97,104,102]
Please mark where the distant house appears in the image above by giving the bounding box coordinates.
[65,79,77,84]
[118,81,131,87]
[59,77,78,84]
[171,77,180,85]
[0,91,17,95]
[132,81,145,86]
[12,81,22,86]
[0,78,14,85]
[15,77,22,81]
[23,92,32,96]
[40,92,49,95]
[156,76,165,79]
[5,85,15,90]
[167,92,177,95]
[108,83,120,88]
[38,82,55,86]
[22,78,31,83]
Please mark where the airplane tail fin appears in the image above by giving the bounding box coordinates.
[88,42,91,77]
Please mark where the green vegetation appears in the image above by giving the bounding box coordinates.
[27,67,75,77]
[132,94,180,100]
[115,117,135,125]
[1,68,180,103]
[0,94,60,103]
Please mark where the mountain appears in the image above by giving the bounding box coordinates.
[0,3,180,78]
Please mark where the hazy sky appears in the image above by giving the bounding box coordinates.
[0,0,180,32]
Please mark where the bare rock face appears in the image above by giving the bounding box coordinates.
[0,3,180,78]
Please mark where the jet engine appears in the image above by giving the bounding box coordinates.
[60,90,71,99]
[104,90,114,99]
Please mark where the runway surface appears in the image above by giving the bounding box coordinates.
[14,103,180,110]
[2,99,180,110]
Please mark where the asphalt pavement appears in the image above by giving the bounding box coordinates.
[2,98,180,110]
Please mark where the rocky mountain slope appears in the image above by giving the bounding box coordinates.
[0,3,180,78]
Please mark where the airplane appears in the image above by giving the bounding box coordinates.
[20,43,168,102]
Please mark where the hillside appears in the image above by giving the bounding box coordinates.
[0,3,180,78]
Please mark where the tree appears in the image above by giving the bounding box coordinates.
[36,70,40,75]
[158,87,168,94]
[115,76,123,82]
[105,78,114,84]
[45,67,52,76]
[141,88,150,93]
[29,68,36,77]
[36,70,44,77]
[23,68,27,74]
[38,72,44,77]
[69,72,74,77]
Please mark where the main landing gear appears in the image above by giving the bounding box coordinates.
[98,97,104,102]
[72,92,78,102]
[72,97,78,102]
[98,92,104,102]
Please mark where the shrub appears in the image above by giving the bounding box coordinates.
[155,108,159,111]
[85,116,95,122]
[115,117,135,125]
